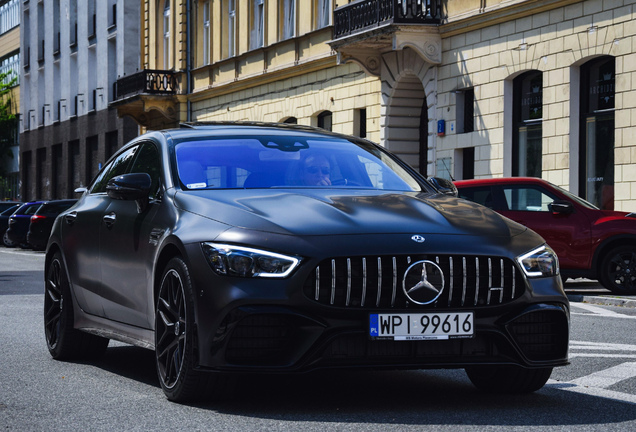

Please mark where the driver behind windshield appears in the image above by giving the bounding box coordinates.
[300,153,331,186]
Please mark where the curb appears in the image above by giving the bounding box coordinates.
[567,294,636,308]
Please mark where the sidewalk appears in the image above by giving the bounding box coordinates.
[564,278,636,308]
[567,294,636,308]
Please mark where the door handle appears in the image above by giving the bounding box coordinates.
[103,212,116,229]
[64,211,77,225]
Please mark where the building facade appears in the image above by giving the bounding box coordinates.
[20,0,140,201]
[111,0,636,212]
[0,0,20,200]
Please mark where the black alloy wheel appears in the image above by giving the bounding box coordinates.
[44,251,109,359]
[3,230,16,247]
[44,256,64,352]
[465,365,553,393]
[156,257,210,402]
[600,246,636,294]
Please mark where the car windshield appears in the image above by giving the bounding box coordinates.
[549,182,600,210]
[175,135,423,192]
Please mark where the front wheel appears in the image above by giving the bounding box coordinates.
[599,246,636,294]
[155,257,212,402]
[465,366,552,393]
[3,230,16,247]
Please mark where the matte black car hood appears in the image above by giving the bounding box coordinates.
[174,189,526,238]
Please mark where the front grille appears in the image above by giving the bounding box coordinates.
[303,254,526,309]
[508,309,569,361]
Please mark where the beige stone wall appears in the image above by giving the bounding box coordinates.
[0,26,19,58]
[437,0,636,211]
[191,63,383,143]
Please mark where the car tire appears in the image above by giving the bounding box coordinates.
[3,230,16,247]
[155,257,218,402]
[599,246,636,294]
[44,251,110,360]
[465,365,552,393]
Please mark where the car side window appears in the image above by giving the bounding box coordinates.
[128,142,162,199]
[90,146,140,194]
[503,186,558,212]
[458,186,495,209]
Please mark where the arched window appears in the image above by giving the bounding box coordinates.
[283,117,297,124]
[579,56,615,210]
[317,111,332,131]
[512,70,543,177]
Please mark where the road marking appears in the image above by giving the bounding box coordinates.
[0,249,44,258]
[569,362,636,388]
[569,340,636,359]
[570,302,636,319]
[548,380,636,405]
[548,360,636,405]
[571,340,636,351]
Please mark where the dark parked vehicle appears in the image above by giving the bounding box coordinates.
[455,177,636,294]
[27,200,78,250]
[1,203,22,247]
[45,123,569,402]
[0,201,21,213]
[5,201,44,247]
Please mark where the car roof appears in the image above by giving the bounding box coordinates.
[454,177,549,187]
[159,122,359,142]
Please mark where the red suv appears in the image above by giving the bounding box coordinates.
[454,177,636,294]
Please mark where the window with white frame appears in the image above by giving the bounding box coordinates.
[0,52,19,86]
[250,0,264,50]
[281,0,295,40]
[203,1,210,64]
[228,0,236,57]
[164,0,171,69]
[0,0,19,35]
[316,0,331,29]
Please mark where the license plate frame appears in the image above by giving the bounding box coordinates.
[369,312,474,341]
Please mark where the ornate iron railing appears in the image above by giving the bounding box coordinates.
[334,0,441,39]
[115,69,177,99]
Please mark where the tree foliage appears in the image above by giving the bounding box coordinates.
[0,71,18,173]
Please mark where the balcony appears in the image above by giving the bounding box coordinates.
[334,0,440,39]
[115,69,177,99]
[330,0,442,75]
[111,69,184,130]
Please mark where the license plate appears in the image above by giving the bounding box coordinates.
[369,312,474,340]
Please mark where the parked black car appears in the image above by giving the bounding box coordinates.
[26,200,78,251]
[0,201,22,213]
[44,122,569,402]
[0,203,22,247]
[5,201,44,247]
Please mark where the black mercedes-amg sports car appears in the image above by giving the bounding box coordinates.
[45,122,569,402]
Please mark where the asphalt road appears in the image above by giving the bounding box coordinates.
[2,248,636,431]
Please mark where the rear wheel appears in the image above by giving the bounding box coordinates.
[465,365,552,393]
[599,246,636,294]
[155,257,213,402]
[44,251,109,359]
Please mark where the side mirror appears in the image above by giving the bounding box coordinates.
[549,200,574,214]
[107,173,152,212]
[428,177,458,197]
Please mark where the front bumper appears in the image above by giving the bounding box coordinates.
[185,244,570,373]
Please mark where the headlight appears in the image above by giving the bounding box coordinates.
[201,243,301,278]
[516,245,559,278]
